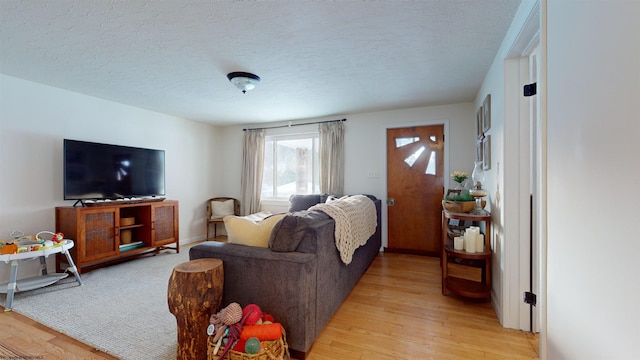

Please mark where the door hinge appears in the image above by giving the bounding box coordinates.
[523,83,537,97]
[523,291,537,306]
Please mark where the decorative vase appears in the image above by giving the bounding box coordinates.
[471,161,485,188]
[461,178,473,196]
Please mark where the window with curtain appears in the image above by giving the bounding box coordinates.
[241,129,265,215]
[261,133,319,200]
[318,121,345,196]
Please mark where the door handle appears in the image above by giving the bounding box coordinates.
[387,198,395,206]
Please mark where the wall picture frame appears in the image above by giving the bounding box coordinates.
[482,94,491,133]
[476,106,484,139]
[476,140,483,162]
[482,135,491,170]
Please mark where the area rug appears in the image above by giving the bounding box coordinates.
[0,248,192,360]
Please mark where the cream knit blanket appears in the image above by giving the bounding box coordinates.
[309,195,377,264]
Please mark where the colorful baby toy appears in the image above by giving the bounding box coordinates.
[0,230,65,255]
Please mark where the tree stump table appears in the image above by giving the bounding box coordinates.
[168,258,223,360]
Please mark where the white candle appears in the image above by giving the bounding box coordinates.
[476,233,484,252]
[464,228,476,253]
[454,236,464,250]
[469,226,480,252]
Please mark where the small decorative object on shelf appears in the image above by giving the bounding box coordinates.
[450,170,468,190]
[454,236,464,250]
[442,188,486,213]
[463,226,485,253]
[464,227,477,253]
[469,161,489,215]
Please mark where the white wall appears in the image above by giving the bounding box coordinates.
[546,1,640,359]
[0,75,221,282]
[476,60,506,321]
[219,102,477,248]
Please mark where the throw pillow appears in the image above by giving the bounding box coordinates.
[225,213,287,248]
[211,199,235,219]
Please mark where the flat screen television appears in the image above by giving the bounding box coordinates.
[63,139,165,201]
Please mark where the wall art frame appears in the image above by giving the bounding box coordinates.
[476,106,484,139]
[482,94,491,133]
[482,135,491,170]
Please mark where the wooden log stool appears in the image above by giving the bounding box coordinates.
[168,258,223,360]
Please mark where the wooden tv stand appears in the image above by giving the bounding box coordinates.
[55,200,179,273]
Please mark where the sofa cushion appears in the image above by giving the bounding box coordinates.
[225,213,287,248]
[288,194,322,212]
[269,210,330,252]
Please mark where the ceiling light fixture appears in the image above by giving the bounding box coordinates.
[227,72,260,94]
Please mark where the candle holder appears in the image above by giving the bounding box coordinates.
[469,188,488,215]
[469,161,489,215]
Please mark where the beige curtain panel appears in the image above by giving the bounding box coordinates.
[241,129,265,215]
[319,121,345,196]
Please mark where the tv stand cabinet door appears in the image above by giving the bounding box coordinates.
[79,208,119,262]
[151,201,178,247]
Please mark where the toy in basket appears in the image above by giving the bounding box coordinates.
[207,302,289,360]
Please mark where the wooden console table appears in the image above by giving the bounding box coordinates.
[441,209,492,300]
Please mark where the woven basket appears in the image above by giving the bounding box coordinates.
[120,229,132,244]
[120,217,135,226]
[207,332,289,360]
[442,200,486,213]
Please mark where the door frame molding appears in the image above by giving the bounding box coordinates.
[380,119,450,250]
[503,0,542,336]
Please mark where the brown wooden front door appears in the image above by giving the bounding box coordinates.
[386,125,444,256]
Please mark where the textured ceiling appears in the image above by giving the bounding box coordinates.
[0,0,522,126]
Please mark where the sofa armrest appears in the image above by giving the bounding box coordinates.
[188,241,318,353]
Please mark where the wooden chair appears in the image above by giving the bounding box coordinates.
[206,197,240,240]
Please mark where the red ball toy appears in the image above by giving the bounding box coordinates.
[242,304,262,325]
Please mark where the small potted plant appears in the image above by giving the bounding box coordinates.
[450,171,469,190]
[443,191,483,213]
[443,171,484,212]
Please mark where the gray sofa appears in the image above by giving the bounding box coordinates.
[188,194,382,358]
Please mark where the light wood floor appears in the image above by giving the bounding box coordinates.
[0,252,538,359]
[308,253,539,359]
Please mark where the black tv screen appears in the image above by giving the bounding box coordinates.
[63,139,165,200]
